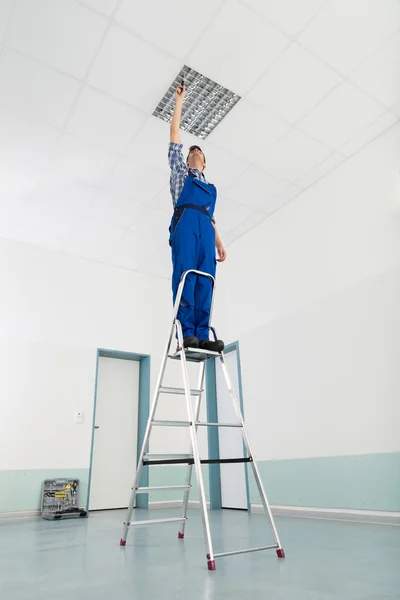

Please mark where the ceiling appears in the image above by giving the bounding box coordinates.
[0,0,399,279]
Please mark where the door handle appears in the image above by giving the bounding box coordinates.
[94,426,100,429]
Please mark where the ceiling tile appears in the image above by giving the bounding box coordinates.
[17,206,76,250]
[103,229,160,270]
[49,133,120,185]
[135,244,172,279]
[256,128,332,182]
[248,43,341,124]
[130,205,171,241]
[340,111,398,157]
[299,0,400,75]
[115,0,224,59]
[90,190,147,229]
[0,193,35,239]
[0,161,44,197]
[78,0,118,17]
[241,0,326,36]
[208,99,288,162]
[150,185,173,214]
[0,0,13,43]
[7,0,108,79]
[67,86,146,154]
[105,156,166,203]
[213,195,255,233]
[60,215,125,260]
[0,192,77,250]
[88,25,180,112]
[350,31,400,108]
[126,116,170,175]
[296,151,346,188]
[198,145,251,191]
[30,171,99,215]
[224,166,288,211]
[0,47,80,128]
[262,183,303,217]
[392,102,400,118]
[298,81,385,148]
[223,210,267,245]
[186,0,289,95]
[0,105,59,166]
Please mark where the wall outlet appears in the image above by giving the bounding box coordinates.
[75,411,85,424]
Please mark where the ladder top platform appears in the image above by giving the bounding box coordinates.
[169,347,221,363]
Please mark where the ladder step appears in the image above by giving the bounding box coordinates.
[213,544,278,559]
[143,457,252,466]
[152,420,243,428]
[168,348,221,363]
[201,457,252,465]
[196,422,243,428]
[126,517,187,527]
[136,485,191,493]
[152,420,189,427]
[159,386,203,396]
[143,453,193,460]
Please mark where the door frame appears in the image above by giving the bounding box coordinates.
[206,341,251,511]
[87,348,151,510]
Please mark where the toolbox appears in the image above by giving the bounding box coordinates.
[41,478,88,520]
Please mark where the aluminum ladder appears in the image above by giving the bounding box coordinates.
[119,269,285,570]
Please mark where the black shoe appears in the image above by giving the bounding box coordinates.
[183,336,199,349]
[199,339,224,353]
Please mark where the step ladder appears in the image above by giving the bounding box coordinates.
[120,269,285,570]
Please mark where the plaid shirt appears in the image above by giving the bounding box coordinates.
[168,142,209,208]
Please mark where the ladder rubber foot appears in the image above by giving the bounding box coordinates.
[276,548,285,558]
[178,532,185,539]
[120,539,127,546]
[207,560,216,571]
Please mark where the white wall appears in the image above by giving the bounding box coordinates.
[0,239,173,472]
[214,122,400,461]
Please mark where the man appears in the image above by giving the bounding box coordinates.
[168,83,227,352]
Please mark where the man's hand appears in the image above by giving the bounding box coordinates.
[216,238,227,262]
[175,83,185,104]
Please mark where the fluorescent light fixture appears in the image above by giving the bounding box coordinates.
[153,65,241,140]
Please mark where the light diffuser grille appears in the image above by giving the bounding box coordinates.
[153,66,241,139]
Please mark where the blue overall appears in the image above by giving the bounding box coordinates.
[169,173,217,341]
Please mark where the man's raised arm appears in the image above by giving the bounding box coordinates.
[170,83,185,144]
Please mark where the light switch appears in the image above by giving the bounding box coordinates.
[75,411,85,424]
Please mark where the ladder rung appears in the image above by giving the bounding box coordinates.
[143,456,252,466]
[143,453,193,460]
[136,485,191,493]
[151,420,242,428]
[213,544,278,559]
[168,348,221,363]
[195,422,242,428]
[159,386,203,396]
[201,457,252,465]
[143,458,193,466]
[126,517,187,527]
[152,420,189,427]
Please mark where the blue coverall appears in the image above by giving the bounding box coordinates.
[169,173,217,341]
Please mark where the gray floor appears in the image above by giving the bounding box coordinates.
[0,508,399,600]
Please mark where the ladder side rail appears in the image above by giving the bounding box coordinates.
[120,320,176,545]
[177,319,215,566]
[212,327,284,552]
[178,358,206,537]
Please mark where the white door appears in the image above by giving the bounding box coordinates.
[89,357,139,510]
[216,350,248,510]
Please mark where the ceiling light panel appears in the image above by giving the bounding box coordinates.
[153,65,241,140]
